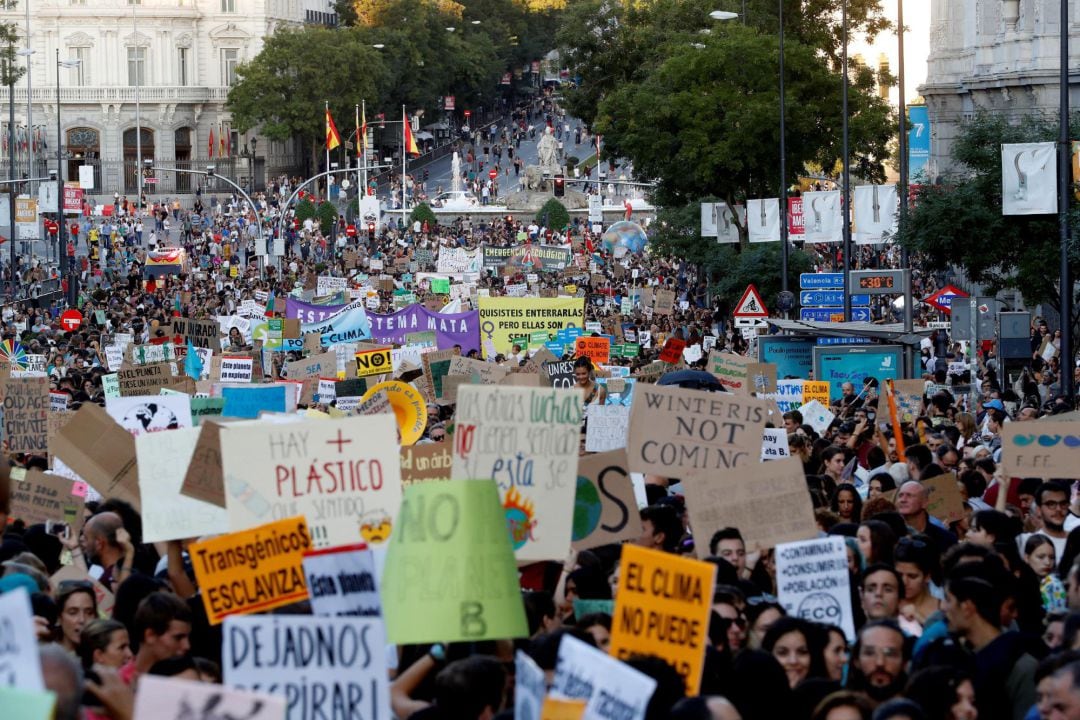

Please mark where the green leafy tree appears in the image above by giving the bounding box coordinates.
[594,25,892,216]
[316,201,339,235]
[411,202,437,225]
[295,198,317,223]
[557,0,889,129]
[897,111,1080,326]
[227,26,387,164]
[536,198,570,229]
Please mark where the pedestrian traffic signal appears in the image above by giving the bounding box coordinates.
[554,174,565,197]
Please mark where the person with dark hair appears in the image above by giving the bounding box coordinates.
[904,666,977,720]
[77,618,132,671]
[54,581,97,653]
[575,612,611,652]
[832,483,863,524]
[1034,650,1080,718]
[761,617,829,689]
[522,590,560,637]
[849,620,908,703]
[1019,480,1073,563]
[821,446,847,492]
[871,698,928,720]
[411,656,506,719]
[709,528,746,575]
[573,355,607,407]
[724,649,796,720]
[811,690,874,720]
[904,444,939,482]
[861,564,905,622]
[624,655,687,720]
[670,696,743,720]
[745,601,785,650]
[147,655,200,680]
[968,509,1021,548]
[894,535,941,632]
[941,563,1037,720]
[857,520,898,566]
[1044,659,1080,720]
[638,504,683,553]
[120,591,192,685]
[867,471,898,499]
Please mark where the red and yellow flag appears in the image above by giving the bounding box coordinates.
[326,109,342,151]
[208,127,215,159]
[359,106,367,153]
[403,114,420,156]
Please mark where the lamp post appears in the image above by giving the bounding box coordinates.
[897,0,914,374]
[840,0,852,321]
[15,46,32,192]
[1059,0,1072,399]
[56,49,80,307]
[778,0,788,295]
[246,137,257,193]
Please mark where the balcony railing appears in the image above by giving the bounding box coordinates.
[0,86,231,104]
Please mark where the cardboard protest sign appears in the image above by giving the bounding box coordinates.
[776,536,855,641]
[221,385,287,419]
[0,587,45,689]
[452,385,581,561]
[190,516,312,624]
[571,449,638,551]
[422,348,459,401]
[799,399,835,434]
[627,384,767,477]
[516,650,547,720]
[171,317,221,349]
[746,362,778,395]
[106,395,193,436]
[2,376,48,453]
[575,336,610,365]
[803,381,831,407]
[8,469,84,527]
[683,457,816,553]
[542,359,576,389]
[707,351,752,392]
[180,421,226,507]
[584,404,630,452]
[220,356,254,382]
[448,356,509,385]
[609,545,715,694]
[659,338,686,364]
[51,564,114,616]
[354,347,393,378]
[774,379,805,413]
[918,473,966,525]
[761,427,791,460]
[302,543,381,617]
[52,403,140,510]
[223,615,390,720]
[134,675,285,720]
[893,379,924,423]
[1001,421,1080,479]
[117,362,177,396]
[285,351,336,404]
[221,415,402,548]
[191,397,225,425]
[136,427,228,542]
[550,634,655,720]
[653,289,675,315]
[380,480,528,643]
[400,442,452,485]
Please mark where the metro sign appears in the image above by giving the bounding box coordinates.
[923,284,969,314]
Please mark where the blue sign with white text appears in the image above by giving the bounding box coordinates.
[800,307,871,322]
[800,273,845,289]
[909,105,930,180]
[799,291,870,307]
[758,336,815,380]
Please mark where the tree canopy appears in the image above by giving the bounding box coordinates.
[897,111,1080,324]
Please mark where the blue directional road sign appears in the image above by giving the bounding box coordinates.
[799,291,870,307]
[800,307,871,322]
[800,273,845,289]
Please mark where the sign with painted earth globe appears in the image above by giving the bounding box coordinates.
[601,221,648,256]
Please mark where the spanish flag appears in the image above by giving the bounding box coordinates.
[403,113,420,156]
[208,127,215,159]
[359,105,367,152]
[326,108,342,151]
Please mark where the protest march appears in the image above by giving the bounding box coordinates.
[1,154,1079,720]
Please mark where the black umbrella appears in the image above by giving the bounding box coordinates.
[656,369,726,392]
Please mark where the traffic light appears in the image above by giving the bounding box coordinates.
[553,174,565,198]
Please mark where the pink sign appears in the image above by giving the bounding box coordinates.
[787,197,804,237]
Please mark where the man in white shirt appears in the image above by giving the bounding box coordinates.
[1018,480,1072,561]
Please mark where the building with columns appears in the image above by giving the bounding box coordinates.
[0,0,335,197]
[920,0,1078,179]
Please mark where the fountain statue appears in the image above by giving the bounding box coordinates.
[451,152,463,194]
